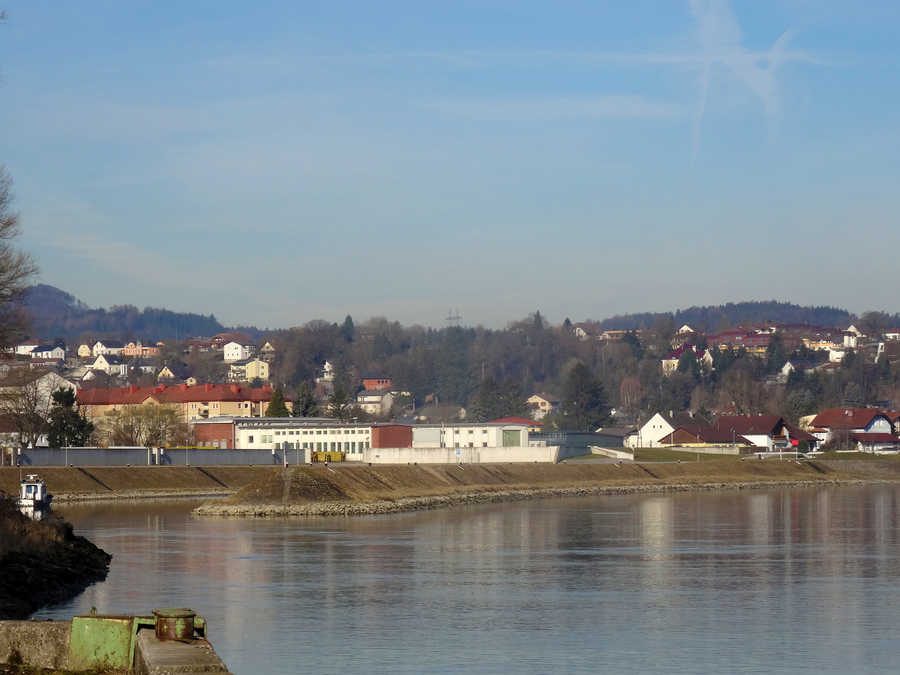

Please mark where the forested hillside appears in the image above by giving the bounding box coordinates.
[267,311,900,426]
[23,284,228,342]
[598,301,855,331]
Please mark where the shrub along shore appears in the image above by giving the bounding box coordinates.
[194,459,900,517]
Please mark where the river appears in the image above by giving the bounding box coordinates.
[33,485,900,674]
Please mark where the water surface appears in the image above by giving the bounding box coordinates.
[36,486,900,674]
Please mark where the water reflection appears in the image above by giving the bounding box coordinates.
[36,486,900,674]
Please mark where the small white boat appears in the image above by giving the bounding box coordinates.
[17,474,53,520]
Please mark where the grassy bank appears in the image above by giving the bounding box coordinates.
[194,459,900,517]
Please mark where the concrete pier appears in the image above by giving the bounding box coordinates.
[134,630,232,674]
[0,616,231,673]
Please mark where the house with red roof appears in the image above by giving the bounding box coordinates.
[809,408,895,448]
[661,344,713,376]
[661,414,819,452]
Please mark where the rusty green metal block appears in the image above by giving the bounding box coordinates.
[67,614,134,671]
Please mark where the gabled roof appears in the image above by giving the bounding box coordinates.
[95,340,124,348]
[811,408,887,430]
[660,411,710,428]
[661,425,752,445]
[32,345,63,354]
[529,392,560,403]
[713,415,784,436]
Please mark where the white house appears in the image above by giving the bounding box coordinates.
[92,340,124,358]
[809,408,894,445]
[356,390,394,416]
[843,325,863,349]
[15,341,40,356]
[90,354,128,377]
[629,411,707,448]
[31,345,66,361]
[316,360,336,384]
[223,341,252,363]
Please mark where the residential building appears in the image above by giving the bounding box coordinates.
[229,358,269,383]
[316,361,335,384]
[223,341,253,363]
[843,325,863,349]
[356,389,394,416]
[660,415,818,452]
[629,411,710,448]
[77,344,92,358]
[706,330,771,356]
[31,345,66,361]
[89,354,128,377]
[157,363,189,382]
[527,393,560,420]
[361,376,392,391]
[121,341,160,358]
[259,341,276,362]
[809,408,895,446]
[661,344,713,376]
[15,341,40,356]
[92,340,124,358]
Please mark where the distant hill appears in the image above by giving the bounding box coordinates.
[598,301,855,332]
[22,284,236,342]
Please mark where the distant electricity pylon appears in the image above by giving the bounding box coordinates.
[446,309,461,327]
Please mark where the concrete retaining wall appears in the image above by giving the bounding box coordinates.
[0,620,71,670]
[590,446,634,460]
[360,446,560,464]
[663,445,750,456]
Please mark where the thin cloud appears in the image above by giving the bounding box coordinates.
[689,0,814,158]
[422,96,684,121]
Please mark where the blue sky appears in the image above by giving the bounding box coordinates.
[1,1,898,328]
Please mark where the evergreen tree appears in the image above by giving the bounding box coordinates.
[47,387,94,447]
[560,363,609,431]
[327,386,352,421]
[292,381,320,417]
[341,315,355,342]
[469,377,527,422]
[266,386,290,417]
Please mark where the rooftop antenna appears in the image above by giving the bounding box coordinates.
[446,309,461,327]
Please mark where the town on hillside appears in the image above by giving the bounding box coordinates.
[1,312,899,456]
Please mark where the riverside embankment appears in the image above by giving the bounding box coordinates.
[194,459,900,517]
[0,466,276,503]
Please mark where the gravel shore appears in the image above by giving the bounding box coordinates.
[193,477,878,518]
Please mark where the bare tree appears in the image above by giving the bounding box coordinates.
[99,405,191,448]
[0,167,38,347]
[0,379,50,447]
